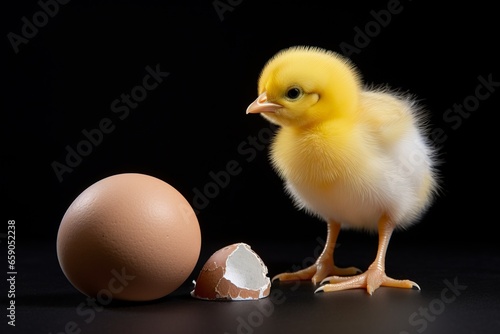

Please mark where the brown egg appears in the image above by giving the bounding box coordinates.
[191,243,271,301]
[57,173,201,301]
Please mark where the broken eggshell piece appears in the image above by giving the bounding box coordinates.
[191,243,271,301]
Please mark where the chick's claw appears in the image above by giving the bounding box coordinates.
[315,267,420,295]
[272,260,361,285]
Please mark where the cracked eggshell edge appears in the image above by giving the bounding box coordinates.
[190,243,271,301]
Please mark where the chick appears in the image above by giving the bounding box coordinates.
[246,46,439,295]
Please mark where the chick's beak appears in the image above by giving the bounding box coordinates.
[246,92,282,114]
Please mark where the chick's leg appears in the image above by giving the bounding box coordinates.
[273,221,361,285]
[317,214,419,295]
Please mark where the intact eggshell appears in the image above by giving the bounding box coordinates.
[191,243,271,301]
[57,173,201,301]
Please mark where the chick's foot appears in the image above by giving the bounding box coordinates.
[316,266,419,295]
[272,258,361,285]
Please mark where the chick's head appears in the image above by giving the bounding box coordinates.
[247,46,362,128]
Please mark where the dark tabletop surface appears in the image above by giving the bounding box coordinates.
[6,236,500,334]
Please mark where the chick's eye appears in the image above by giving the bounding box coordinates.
[285,87,302,100]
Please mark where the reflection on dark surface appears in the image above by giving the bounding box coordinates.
[79,282,441,334]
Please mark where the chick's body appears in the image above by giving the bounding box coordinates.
[247,46,438,295]
[273,91,435,231]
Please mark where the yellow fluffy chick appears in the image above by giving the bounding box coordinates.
[246,46,439,295]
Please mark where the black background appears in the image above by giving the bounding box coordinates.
[3,1,500,333]
[4,0,499,245]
